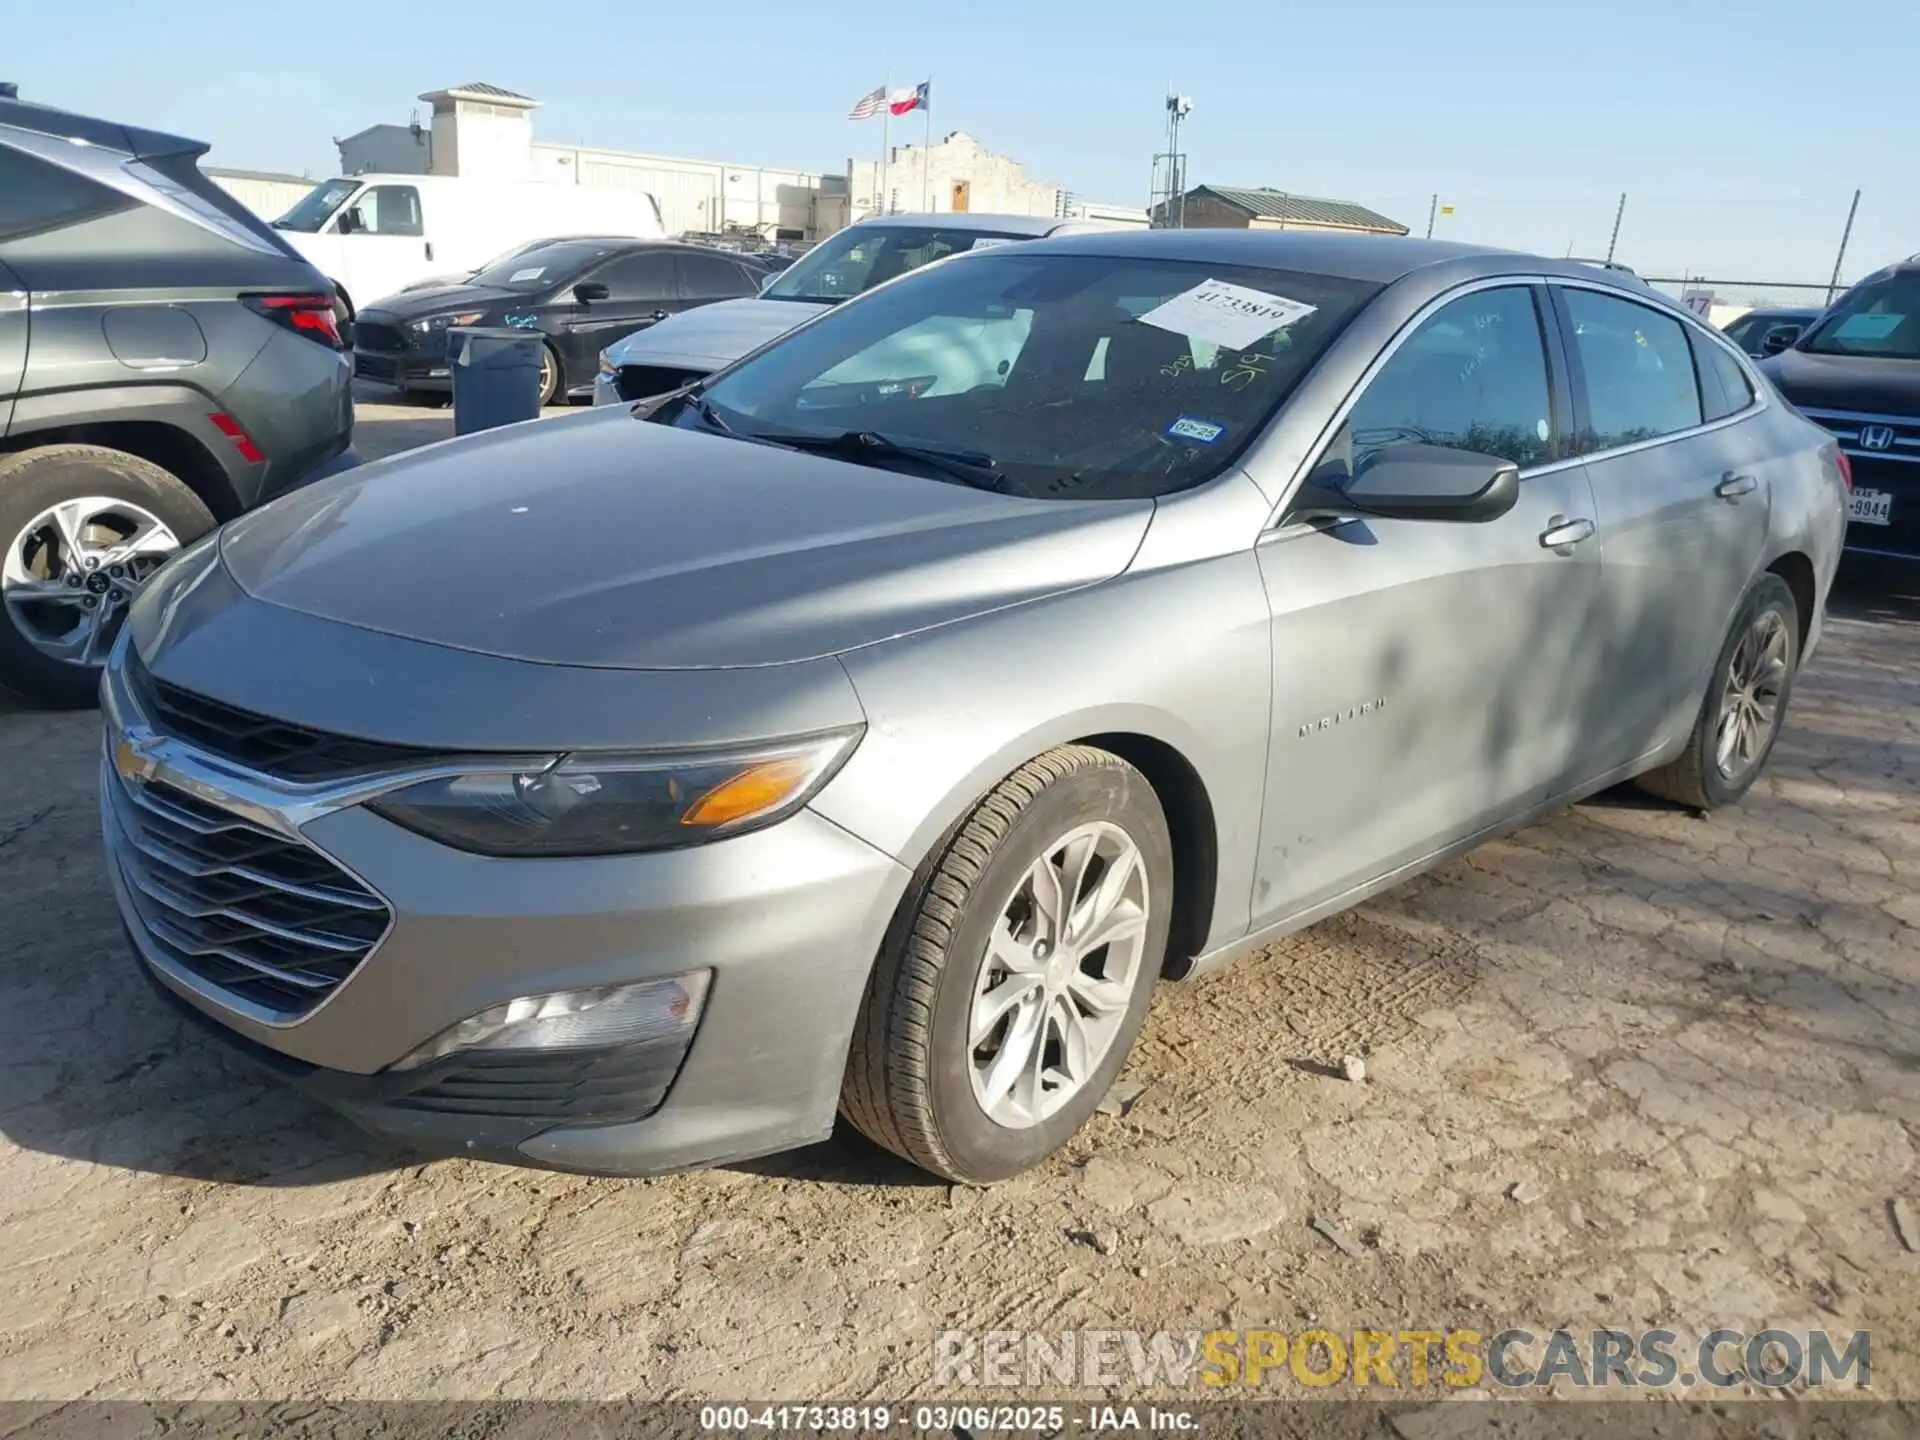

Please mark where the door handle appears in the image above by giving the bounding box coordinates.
[1716,471,1758,499]
[1539,515,1595,552]
[423,241,434,261]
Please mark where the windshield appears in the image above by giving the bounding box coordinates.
[687,252,1379,501]
[763,224,1029,303]
[469,240,624,291]
[1800,270,1920,359]
[272,179,359,233]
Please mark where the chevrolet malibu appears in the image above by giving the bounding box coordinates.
[101,231,1848,1183]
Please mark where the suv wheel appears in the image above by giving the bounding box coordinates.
[841,745,1173,1183]
[0,445,215,707]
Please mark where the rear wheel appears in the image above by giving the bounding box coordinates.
[0,445,215,706]
[1635,573,1799,810]
[841,745,1173,1183]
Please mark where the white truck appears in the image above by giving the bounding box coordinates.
[269,173,666,318]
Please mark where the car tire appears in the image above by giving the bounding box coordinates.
[537,342,562,408]
[841,744,1174,1183]
[1634,572,1800,811]
[0,444,215,708]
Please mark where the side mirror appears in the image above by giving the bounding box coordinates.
[573,281,610,303]
[335,208,362,235]
[1760,324,1800,355]
[1296,443,1521,524]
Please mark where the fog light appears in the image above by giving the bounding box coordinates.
[390,971,709,1072]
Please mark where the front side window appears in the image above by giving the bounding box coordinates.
[688,253,1380,501]
[346,185,423,237]
[1798,268,1920,359]
[763,225,1028,304]
[1562,288,1703,451]
[1340,285,1555,470]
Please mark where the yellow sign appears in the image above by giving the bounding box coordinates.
[1439,205,1456,216]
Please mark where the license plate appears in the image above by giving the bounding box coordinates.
[1848,488,1892,525]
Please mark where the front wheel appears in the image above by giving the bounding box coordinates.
[536,342,562,407]
[841,745,1174,1183]
[1635,572,1800,810]
[0,445,215,706]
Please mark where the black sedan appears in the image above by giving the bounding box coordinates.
[1722,306,1822,359]
[351,239,769,404]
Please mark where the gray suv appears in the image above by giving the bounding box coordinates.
[0,95,354,705]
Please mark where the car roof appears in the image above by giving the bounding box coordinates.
[0,95,204,161]
[1005,228,1545,284]
[852,212,1076,238]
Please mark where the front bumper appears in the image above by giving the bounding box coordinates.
[353,346,453,393]
[98,654,910,1176]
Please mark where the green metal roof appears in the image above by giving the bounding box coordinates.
[1190,186,1407,235]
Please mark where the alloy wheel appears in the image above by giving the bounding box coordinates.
[967,821,1152,1129]
[1,497,181,667]
[1714,607,1790,780]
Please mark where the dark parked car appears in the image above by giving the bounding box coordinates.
[0,95,353,705]
[1723,306,1821,359]
[391,234,644,296]
[351,239,768,405]
[1760,258,1920,562]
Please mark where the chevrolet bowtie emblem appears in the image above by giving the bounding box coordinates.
[113,731,162,785]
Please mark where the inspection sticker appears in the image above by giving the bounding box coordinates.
[1139,279,1318,350]
[1166,415,1226,443]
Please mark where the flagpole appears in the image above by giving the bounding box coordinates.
[879,72,892,216]
[921,78,932,211]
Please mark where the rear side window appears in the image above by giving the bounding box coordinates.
[1561,288,1703,451]
[1692,333,1756,423]
[677,251,762,300]
[1342,285,1556,470]
[0,148,134,242]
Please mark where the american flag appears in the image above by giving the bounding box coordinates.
[847,86,887,120]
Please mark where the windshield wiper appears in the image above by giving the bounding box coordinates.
[687,392,734,435]
[761,429,1005,492]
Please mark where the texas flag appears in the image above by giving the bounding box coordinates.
[889,81,931,116]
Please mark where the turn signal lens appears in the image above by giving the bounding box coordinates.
[680,756,815,828]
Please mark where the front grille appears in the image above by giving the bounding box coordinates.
[1799,407,1920,465]
[352,321,409,353]
[105,763,391,1019]
[354,352,398,384]
[392,1044,687,1124]
[128,650,430,783]
[616,364,705,402]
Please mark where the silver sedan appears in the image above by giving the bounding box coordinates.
[100,230,1848,1184]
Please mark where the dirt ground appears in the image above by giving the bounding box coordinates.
[0,399,1915,1408]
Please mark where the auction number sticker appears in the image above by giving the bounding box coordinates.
[1139,278,1318,350]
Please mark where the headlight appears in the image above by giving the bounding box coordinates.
[598,348,617,377]
[366,729,862,857]
[408,309,486,334]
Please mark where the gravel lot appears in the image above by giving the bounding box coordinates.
[1,399,1915,1405]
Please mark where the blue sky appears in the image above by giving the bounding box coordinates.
[9,0,1915,284]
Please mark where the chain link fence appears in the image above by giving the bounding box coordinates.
[1642,277,1839,314]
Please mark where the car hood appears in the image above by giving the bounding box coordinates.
[218,405,1153,670]
[357,283,520,322]
[1761,347,1920,414]
[603,296,830,371]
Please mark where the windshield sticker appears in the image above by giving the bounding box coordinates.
[1166,416,1226,444]
[1833,312,1904,340]
[1138,279,1318,351]
[508,267,546,283]
[970,237,1015,251]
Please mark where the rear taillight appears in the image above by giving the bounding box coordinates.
[1834,449,1853,491]
[243,292,343,349]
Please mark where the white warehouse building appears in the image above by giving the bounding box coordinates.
[332,84,850,242]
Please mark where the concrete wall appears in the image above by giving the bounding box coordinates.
[430,99,534,180]
[530,144,840,240]
[337,125,430,177]
[206,171,314,222]
[849,132,1059,220]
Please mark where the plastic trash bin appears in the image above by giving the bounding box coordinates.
[448,327,545,436]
